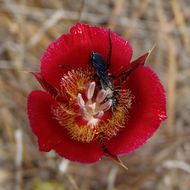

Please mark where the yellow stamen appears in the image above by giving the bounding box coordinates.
[53,70,134,143]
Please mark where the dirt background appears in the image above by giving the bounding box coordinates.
[0,0,190,189]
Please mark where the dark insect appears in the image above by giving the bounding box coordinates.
[90,30,117,110]
[90,29,150,111]
[91,51,117,109]
[59,29,149,111]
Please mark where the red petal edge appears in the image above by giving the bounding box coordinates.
[106,66,167,155]
[41,23,133,89]
[54,140,104,164]
[27,90,103,163]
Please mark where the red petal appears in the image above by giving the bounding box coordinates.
[41,23,132,89]
[106,66,167,155]
[54,141,103,163]
[27,90,65,151]
[27,90,103,163]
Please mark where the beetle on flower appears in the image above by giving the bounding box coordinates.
[27,23,167,164]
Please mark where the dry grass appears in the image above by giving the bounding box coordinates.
[0,0,190,189]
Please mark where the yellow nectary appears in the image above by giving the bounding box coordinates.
[53,69,134,143]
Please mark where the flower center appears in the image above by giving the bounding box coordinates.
[53,69,134,143]
[77,81,112,128]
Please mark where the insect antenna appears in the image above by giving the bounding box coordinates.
[107,29,112,68]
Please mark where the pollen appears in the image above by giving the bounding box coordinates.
[53,69,134,143]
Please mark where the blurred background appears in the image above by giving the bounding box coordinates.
[0,0,190,189]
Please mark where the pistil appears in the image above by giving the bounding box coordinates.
[77,82,112,128]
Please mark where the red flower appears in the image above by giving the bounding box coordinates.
[27,23,167,163]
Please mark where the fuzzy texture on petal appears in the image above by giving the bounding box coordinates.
[27,90,103,163]
[106,66,167,155]
[41,23,133,89]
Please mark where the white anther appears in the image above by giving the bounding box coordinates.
[76,82,114,127]
[82,108,91,120]
[93,111,104,118]
[77,93,85,108]
[96,89,107,103]
[88,102,96,110]
[100,99,113,111]
[87,81,96,100]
